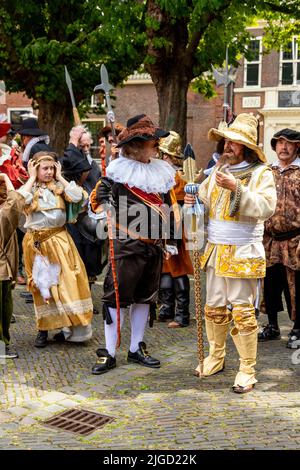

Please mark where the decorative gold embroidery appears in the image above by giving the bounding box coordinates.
[231,303,257,333]
[200,243,215,269]
[35,298,93,318]
[204,304,232,324]
[215,245,265,278]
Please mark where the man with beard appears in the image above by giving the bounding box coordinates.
[185,114,277,393]
[259,129,300,348]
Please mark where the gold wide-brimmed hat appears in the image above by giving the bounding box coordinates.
[208,113,266,163]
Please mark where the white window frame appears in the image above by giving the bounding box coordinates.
[279,36,300,86]
[82,117,106,161]
[243,37,262,88]
[6,107,34,123]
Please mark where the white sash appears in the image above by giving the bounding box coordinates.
[208,219,264,245]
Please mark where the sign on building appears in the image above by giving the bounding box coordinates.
[242,96,261,108]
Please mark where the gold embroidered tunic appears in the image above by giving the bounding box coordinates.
[198,162,277,278]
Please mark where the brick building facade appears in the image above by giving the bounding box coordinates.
[234,21,300,162]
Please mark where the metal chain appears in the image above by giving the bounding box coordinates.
[193,241,204,377]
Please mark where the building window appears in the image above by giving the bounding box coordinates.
[82,118,105,160]
[7,107,34,130]
[280,38,300,85]
[244,38,262,87]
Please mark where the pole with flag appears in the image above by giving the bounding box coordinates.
[181,144,205,377]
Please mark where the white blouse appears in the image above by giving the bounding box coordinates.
[18,181,82,231]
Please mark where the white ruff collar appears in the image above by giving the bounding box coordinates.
[106,156,176,194]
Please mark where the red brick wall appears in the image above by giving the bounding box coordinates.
[261,49,279,88]
[0,91,32,116]
[114,83,224,171]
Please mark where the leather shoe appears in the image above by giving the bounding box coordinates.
[127,342,160,368]
[20,291,32,299]
[168,320,185,328]
[53,331,66,342]
[34,330,48,348]
[232,384,255,394]
[92,348,116,375]
[0,346,19,359]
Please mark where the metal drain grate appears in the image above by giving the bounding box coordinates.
[43,408,115,436]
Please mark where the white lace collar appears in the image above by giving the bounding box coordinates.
[106,156,176,194]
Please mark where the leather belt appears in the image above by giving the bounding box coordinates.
[266,227,300,241]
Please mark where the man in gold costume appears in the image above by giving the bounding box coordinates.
[185,114,277,393]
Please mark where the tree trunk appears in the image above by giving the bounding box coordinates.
[145,1,192,146]
[37,99,72,155]
[152,71,189,146]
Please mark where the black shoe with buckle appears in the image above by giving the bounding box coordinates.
[127,342,161,368]
[92,348,116,375]
[258,324,281,342]
[34,330,48,348]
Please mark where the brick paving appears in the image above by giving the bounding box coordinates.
[1,276,300,450]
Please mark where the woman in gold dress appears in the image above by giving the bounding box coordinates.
[18,152,93,347]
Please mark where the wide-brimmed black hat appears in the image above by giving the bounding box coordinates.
[271,128,300,152]
[61,154,92,178]
[116,114,169,147]
[19,118,47,136]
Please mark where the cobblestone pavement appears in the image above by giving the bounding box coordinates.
[1,276,300,450]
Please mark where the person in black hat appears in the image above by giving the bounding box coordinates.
[19,118,52,168]
[90,114,178,375]
[259,128,300,348]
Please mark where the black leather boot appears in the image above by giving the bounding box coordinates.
[158,273,175,322]
[92,348,116,375]
[34,330,48,348]
[169,275,190,328]
[127,342,160,368]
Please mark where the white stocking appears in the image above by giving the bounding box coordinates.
[129,303,149,353]
[104,307,125,357]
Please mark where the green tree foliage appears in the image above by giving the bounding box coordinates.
[259,1,300,52]
[0,0,144,150]
[0,1,298,149]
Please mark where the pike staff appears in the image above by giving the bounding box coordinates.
[64,66,81,126]
[94,65,121,348]
[181,144,204,376]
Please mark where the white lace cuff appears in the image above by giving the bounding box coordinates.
[165,244,178,256]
